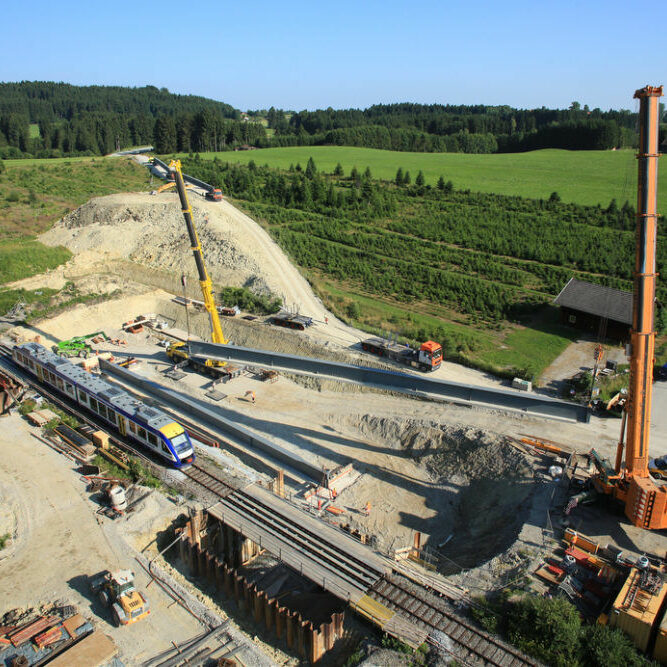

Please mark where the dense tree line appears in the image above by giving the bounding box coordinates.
[0,82,266,158]
[264,101,638,152]
[178,157,664,323]
[0,83,647,156]
[0,82,237,121]
[0,110,265,159]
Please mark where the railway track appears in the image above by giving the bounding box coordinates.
[371,574,539,667]
[181,462,237,499]
[184,462,384,593]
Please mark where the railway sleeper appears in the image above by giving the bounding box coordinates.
[232,492,382,578]
[218,498,379,589]
[223,495,380,585]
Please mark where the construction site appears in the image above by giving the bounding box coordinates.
[0,87,666,667]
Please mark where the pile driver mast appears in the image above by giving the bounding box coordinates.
[169,159,228,346]
[602,85,665,529]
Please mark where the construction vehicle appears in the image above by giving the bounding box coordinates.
[89,569,150,626]
[52,332,108,358]
[592,85,667,529]
[205,187,223,201]
[270,311,313,330]
[361,337,442,372]
[164,160,237,381]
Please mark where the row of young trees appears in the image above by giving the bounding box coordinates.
[176,156,663,322]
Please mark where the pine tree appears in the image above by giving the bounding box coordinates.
[305,156,317,178]
[334,162,344,177]
[437,175,446,190]
[395,167,404,186]
[403,170,411,185]
[364,166,372,180]
[416,170,425,186]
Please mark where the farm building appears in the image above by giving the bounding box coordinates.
[553,278,633,341]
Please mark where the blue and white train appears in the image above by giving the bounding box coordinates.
[13,342,195,468]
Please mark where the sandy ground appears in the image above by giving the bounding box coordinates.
[0,414,285,666]
[0,415,207,665]
[538,338,627,394]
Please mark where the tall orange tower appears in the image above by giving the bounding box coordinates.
[622,85,665,528]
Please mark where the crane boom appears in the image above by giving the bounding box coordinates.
[625,85,661,478]
[169,159,227,346]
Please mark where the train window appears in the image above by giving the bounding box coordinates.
[100,404,108,419]
[147,433,157,447]
[78,390,87,403]
[129,421,137,434]
[56,378,64,390]
[138,427,147,440]
[90,398,98,412]
[65,383,74,395]
[161,442,171,455]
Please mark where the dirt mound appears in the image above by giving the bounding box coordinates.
[353,414,530,481]
[41,193,273,297]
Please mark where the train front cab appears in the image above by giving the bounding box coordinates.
[159,422,195,467]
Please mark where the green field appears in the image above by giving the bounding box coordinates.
[0,157,152,318]
[0,157,151,238]
[180,146,666,212]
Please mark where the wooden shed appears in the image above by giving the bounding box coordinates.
[553,278,633,341]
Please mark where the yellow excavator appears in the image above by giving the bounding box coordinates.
[89,569,150,626]
[165,159,237,380]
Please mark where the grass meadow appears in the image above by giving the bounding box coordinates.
[182,146,666,211]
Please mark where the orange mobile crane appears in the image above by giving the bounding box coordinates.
[593,85,665,529]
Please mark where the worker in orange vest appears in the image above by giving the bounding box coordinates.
[364,502,371,516]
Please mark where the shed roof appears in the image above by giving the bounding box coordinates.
[553,278,633,325]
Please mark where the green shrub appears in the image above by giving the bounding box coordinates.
[506,596,581,667]
[18,399,37,415]
[218,286,281,315]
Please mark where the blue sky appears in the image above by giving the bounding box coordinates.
[2,0,664,112]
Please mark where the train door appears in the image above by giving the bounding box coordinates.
[118,415,127,437]
[35,364,44,382]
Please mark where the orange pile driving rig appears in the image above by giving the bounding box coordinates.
[593,85,665,529]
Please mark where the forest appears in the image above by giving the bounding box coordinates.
[264,102,644,152]
[1,82,663,158]
[178,156,666,330]
[0,82,258,158]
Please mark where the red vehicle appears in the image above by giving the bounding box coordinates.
[361,338,442,372]
[205,188,223,201]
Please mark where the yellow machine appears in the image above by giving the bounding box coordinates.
[165,160,230,375]
[89,569,150,626]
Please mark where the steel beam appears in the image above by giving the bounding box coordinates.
[188,341,590,423]
[99,359,324,481]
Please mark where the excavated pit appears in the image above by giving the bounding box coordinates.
[346,415,537,574]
